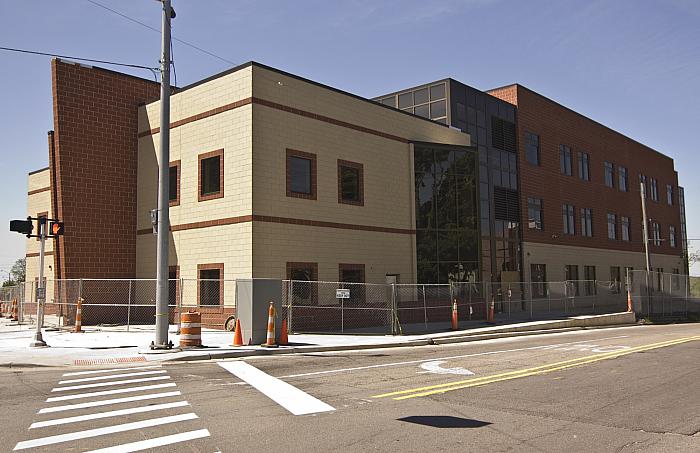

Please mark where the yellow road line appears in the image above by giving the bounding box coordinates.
[373,335,700,400]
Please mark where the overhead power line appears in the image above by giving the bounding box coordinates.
[86,0,237,66]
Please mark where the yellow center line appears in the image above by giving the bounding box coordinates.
[372,335,700,400]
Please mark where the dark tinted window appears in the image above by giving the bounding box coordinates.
[414,88,429,105]
[290,156,312,194]
[199,268,221,306]
[169,166,178,201]
[340,165,360,202]
[430,83,446,100]
[200,156,221,196]
[559,145,572,176]
[398,92,413,109]
[525,132,539,166]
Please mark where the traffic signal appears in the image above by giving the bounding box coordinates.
[50,221,65,236]
[10,218,33,237]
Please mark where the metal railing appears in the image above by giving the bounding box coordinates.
[627,270,700,318]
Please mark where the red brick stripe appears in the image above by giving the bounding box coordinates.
[137,97,409,144]
[28,186,51,196]
[136,215,414,236]
[26,251,55,258]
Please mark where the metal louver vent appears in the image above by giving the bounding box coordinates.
[491,116,517,152]
[494,186,520,222]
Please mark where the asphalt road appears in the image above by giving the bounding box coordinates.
[2,323,699,452]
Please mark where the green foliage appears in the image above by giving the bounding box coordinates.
[10,258,25,283]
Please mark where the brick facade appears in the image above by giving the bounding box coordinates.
[488,84,682,259]
[51,59,160,279]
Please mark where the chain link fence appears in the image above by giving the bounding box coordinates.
[628,270,700,318]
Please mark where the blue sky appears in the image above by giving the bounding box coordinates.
[1,0,699,276]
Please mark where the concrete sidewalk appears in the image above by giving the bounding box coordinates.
[0,312,636,367]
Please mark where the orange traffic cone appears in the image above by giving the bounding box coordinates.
[451,299,458,330]
[11,299,18,322]
[260,301,278,348]
[279,318,289,346]
[74,297,83,333]
[487,297,495,324]
[232,318,244,346]
[627,291,633,312]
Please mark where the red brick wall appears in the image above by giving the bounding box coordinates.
[51,59,160,278]
[488,84,682,258]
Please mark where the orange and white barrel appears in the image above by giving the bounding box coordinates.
[74,298,83,332]
[179,311,202,348]
[11,299,18,321]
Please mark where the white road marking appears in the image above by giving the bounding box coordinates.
[84,429,211,453]
[219,362,335,415]
[30,401,190,429]
[13,413,198,450]
[39,391,182,414]
[52,376,170,392]
[47,383,177,402]
[62,365,162,377]
[259,335,630,381]
[419,360,475,376]
[59,370,167,384]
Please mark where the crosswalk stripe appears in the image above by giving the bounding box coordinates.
[13,413,199,450]
[84,428,211,453]
[47,383,177,402]
[62,365,162,377]
[39,391,182,414]
[59,370,167,384]
[52,376,170,392]
[30,401,190,429]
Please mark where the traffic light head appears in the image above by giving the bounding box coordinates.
[10,219,33,236]
[50,221,65,236]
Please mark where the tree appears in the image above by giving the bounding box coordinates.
[10,258,25,283]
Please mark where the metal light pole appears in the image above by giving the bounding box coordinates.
[152,0,174,349]
[640,181,653,315]
[30,218,48,347]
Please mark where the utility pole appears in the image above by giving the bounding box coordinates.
[152,0,174,349]
[640,181,653,314]
[30,217,48,348]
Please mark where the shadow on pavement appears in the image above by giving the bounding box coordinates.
[398,416,492,429]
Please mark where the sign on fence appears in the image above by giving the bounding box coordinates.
[36,287,46,300]
[335,289,350,299]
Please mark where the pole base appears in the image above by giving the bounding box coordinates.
[260,343,279,348]
[149,340,175,350]
[30,335,48,348]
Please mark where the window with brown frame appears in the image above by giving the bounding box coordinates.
[169,160,180,206]
[197,263,223,308]
[338,159,364,205]
[287,262,318,306]
[339,263,366,303]
[198,149,224,202]
[168,265,179,308]
[286,149,317,200]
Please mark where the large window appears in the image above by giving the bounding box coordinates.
[667,184,673,205]
[559,145,572,176]
[286,149,317,200]
[621,216,630,241]
[198,264,223,307]
[527,198,543,230]
[640,174,647,198]
[562,204,575,235]
[415,145,479,283]
[607,213,617,240]
[525,132,540,166]
[619,166,628,192]
[565,265,579,296]
[198,149,224,201]
[169,161,180,206]
[339,264,365,303]
[652,222,661,246]
[394,83,447,123]
[584,265,596,296]
[287,262,318,305]
[604,162,614,188]
[580,208,593,237]
[578,152,590,181]
[650,178,659,201]
[610,266,621,294]
[530,264,547,298]
[669,225,676,248]
[338,160,364,205]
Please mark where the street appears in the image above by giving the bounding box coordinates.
[2,323,700,452]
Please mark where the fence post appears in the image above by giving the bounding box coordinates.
[341,282,345,334]
[288,280,294,333]
[126,280,132,332]
[176,277,183,335]
[593,280,597,314]
[685,273,689,317]
[391,283,397,335]
[529,281,533,320]
[422,284,428,330]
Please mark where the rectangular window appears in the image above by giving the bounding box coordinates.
[619,166,628,192]
[577,152,590,181]
[562,204,575,235]
[669,225,676,248]
[530,264,547,298]
[610,266,621,294]
[338,160,364,205]
[651,178,658,201]
[580,208,593,237]
[169,161,180,206]
[565,265,579,296]
[527,197,543,230]
[198,149,224,201]
[667,184,673,205]
[604,161,614,188]
[672,268,680,291]
[287,262,318,305]
[559,145,572,176]
[607,213,617,240]
[198,264,223,307]
[525,132,540,166]
[621,216,630,241]
[584,265,596,296]
[652,222,661,246]
[640,174,647,198]
[286,149,317,200]
[339,264,366,303]
[656,268,664,291]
